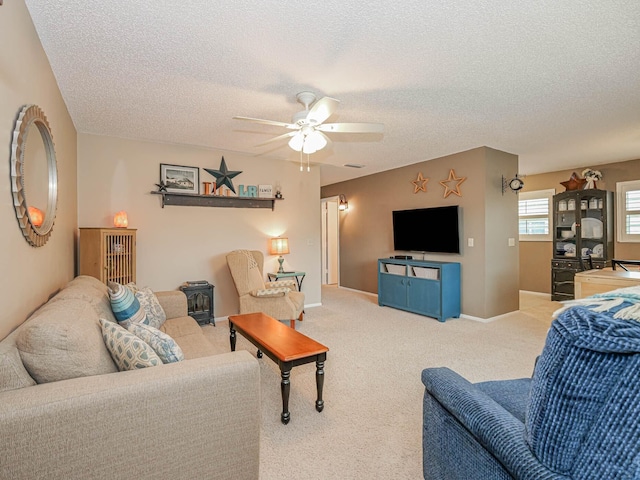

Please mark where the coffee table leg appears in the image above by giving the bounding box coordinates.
[316,358,325,412]
[280,369,291,424]
[229,322,236,351]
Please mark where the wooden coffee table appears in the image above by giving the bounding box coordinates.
[228,312,329,424]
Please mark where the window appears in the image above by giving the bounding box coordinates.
[617,180,640,242]
[518,189,554,241]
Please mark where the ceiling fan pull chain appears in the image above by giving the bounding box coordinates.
[307,153,310,172]
[299,149,303,171]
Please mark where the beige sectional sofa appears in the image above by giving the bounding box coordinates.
[0,275,260,480]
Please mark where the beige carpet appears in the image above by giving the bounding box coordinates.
[202,287,561,479]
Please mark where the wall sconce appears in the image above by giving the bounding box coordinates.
[113,211,129,228]
[502,175,524,195]
[28,206,44,227]
[269,237,290,273]
[338,194,349,211]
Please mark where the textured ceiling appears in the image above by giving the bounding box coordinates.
[25,0,640,186]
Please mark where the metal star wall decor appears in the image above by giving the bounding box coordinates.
[560,172,587,191]
[412,172,429,193]
[204,156,242,194]
[439,169,467,198]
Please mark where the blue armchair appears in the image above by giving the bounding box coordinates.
[422,301,640,480]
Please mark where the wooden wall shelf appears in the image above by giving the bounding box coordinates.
[151,191,282,210]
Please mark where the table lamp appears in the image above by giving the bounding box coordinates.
[113,211,129,228]
[269,237,290,273]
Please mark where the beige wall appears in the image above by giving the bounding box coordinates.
[322,146,519,319]
[520,158,640,293]
[77,134,321,318]
[0,1,77,340]
[483,148,520,316]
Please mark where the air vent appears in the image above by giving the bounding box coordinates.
[344,163,365,168]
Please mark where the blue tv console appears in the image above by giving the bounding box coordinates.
[377,258,461,322]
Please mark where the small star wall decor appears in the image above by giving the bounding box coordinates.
[439,169,467,198]
[412,172,429,193]
[204,156,242,194]
[560,172,587,191]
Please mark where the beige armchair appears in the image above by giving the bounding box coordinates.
[226,250,305,329]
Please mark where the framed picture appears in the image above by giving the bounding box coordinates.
[160,164,199,194]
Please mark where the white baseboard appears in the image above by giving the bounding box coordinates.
[459,313,492,323]
[335,285,378,298]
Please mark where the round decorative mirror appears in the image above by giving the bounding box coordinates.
[10,104,58,247]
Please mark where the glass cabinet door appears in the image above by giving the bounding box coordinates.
[554,192,578,259]
[577,190,606,259]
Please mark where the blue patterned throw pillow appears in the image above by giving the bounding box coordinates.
[127,322,184,363]
[135,287,167,329]
[99,319,161,371]
[108,281,147,328]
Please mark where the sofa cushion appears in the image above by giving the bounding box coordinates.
[474,378,531,423]
[128,323,184,363]
[289,290,305,313]
[108,281,147,327]
[16,299,118,383]
[0,342,36,393]
[100,319,161,370]
[525,305,640,477]
[161,316,217,360]
[51,275,117,323]
[135,287,167,329]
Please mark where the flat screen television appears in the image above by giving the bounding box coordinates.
[392,206,460,253]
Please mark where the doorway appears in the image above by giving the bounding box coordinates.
[321,197,339,285]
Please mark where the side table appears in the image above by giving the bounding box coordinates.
[179,282,215,326]
[267,271,306,291]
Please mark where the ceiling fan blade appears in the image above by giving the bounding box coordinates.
[306,97,340,125]
[233,116,296,129]
[254,131,298,147]
[317,122,385,133]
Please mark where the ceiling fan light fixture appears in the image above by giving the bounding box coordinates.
[288,132,304,151]
[234,91,383,155]
[306,130,327,152]
[302,140,317,154]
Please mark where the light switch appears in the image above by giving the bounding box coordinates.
[467,238,474,247]
[508,238,515,247]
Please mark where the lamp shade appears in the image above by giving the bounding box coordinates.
[288,133,304,152]
[114,211,129,228]
[269,237,290,255]
[306,130,327,151]
[338,194,349,211]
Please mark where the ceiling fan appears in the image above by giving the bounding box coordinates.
[233,91,384,154]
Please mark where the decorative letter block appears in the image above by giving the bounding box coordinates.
[259,185,273,198]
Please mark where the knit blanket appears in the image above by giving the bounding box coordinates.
[553,285,640,321]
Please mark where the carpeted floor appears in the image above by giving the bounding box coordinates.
[202,287,560,479]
